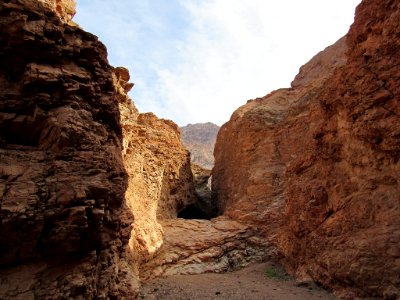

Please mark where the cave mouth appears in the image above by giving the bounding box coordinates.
[177,204,210,220]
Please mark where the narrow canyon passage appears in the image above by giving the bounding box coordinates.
[1,0,399,299]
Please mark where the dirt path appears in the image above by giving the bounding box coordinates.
[139,262,336,300]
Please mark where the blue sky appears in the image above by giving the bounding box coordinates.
[75,0,361,126]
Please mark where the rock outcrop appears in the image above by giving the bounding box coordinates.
[213,0,400,298]
[0,0,137,298]
[0,0,196,298]
[180,122,220,169]
[115,70,196,266]
[139,217,268,281]
[37,0,76,23]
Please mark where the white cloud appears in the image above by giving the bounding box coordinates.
[147,0,361,125]
[75,0,361,126]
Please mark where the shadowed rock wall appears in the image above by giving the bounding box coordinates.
[0,0,137,298]
[0,0,196,298]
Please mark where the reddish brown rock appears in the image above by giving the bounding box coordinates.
[0,0,138,298]
[213,0,400,298]
[113,67,196,267]
[0,1,198,298]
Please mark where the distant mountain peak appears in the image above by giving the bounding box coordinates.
[180,123,220,169]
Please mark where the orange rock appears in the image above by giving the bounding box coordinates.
[116,80,196,265]
[37,0,76,23]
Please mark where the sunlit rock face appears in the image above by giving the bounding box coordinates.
[115,71,196,266]
[213,0,400,298]
[37,0,76,23]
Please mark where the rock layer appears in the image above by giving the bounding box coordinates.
[139,217,269,281]
[213,0,400,298]
[0,0,138,298]
[0,0,198,298]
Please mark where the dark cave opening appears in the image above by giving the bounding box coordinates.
[177,204,210,220]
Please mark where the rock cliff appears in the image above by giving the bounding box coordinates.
[115,69,196,266]
[0,0,195,298]
[180,122,220,169]
[0,1,137,298]
[213,0,400,298]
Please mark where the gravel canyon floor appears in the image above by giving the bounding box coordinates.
[139,262,336,300]
[138,218,336,300]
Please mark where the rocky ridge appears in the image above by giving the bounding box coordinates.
[180,122,220,169]
[213,0,400,298]
[1,0,399,299]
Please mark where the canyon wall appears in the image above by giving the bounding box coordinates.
[0,1,137,298]
[0,0,195,298]
[213,0,400,298]
[115,68,195,266]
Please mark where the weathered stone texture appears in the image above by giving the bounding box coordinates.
[0,0,199,298]
[139,217,269,281]
[0,1,137,298]
[37,0,76,23]
[114,63,196,270]
[213,0,400,298]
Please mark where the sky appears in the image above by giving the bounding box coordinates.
[74,0,362,126]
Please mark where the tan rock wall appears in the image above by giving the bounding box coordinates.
[114,71,196,265]
[37,0,76,23]
[213,0,400,298]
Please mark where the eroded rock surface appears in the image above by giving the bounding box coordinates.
[213,0,400,298]
[140,217,270,281]
[0,0,137,298]
[113,66,196,267]
[116,77,196,267]
[0,1,200,298]
[37,0,76,23]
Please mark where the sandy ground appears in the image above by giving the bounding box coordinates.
[139,263,337,300]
